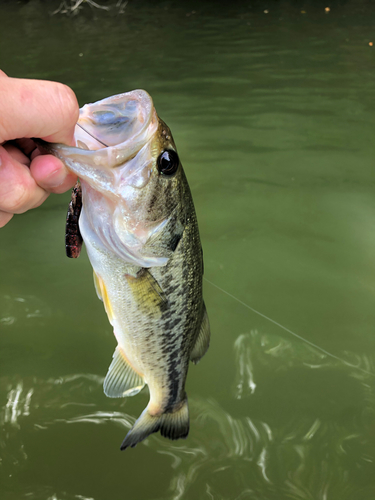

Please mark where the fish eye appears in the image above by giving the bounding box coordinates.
[157,150,179,176]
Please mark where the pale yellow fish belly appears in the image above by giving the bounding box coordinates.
[90,247,172,413]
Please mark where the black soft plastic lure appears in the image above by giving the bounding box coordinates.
[65,181,83,258]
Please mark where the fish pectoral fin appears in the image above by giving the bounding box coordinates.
[190,303,210,364]
[93,272,114,322]
[120,395,189,450]
[93,271,103,301]
[104,346,145,398]
[126,268,168,311]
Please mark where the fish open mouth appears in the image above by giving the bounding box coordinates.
[74,90,158,159]
[33,90,160,193]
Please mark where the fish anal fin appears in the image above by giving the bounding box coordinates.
[93,272,114,322]
[190,304,210,364]
[120,395,189,450]
[104,346,145,398]
[125,268,168,313]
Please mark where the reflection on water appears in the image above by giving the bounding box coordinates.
[234,329,375,394]
[0,295,51,327]
[2,382,33,427]
[234,333,256,398]
[2,329,374,499]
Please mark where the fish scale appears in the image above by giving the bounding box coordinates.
[36,90,210,449]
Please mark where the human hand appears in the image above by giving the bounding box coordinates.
[0,71,79,227]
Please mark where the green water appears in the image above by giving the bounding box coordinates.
[1,0,375,498]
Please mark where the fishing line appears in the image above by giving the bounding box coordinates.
[204,277,375,377]
[76,123,109,147]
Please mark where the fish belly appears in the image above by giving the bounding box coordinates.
[79,205,189,411]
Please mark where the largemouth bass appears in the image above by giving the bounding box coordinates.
[38,90,210,449]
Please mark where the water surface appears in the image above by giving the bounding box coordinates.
[1,1,375,499]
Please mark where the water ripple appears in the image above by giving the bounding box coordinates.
[0,294,51,326]
[53,411,134,429]
[0,353,374,500]
[233,330,375,402]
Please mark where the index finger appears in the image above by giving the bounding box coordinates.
[0,75,79,146]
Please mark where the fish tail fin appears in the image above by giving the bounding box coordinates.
[120,396,189,450]
[159,396,189,441]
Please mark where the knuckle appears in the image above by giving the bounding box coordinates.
[1,181,30,213]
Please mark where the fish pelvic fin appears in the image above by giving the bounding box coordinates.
[120,396,189,450]
[190,303,210,364]
[104,346,145,398]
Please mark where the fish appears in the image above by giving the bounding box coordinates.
[36,90,210,449]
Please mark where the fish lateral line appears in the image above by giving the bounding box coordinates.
[204,277,375,378]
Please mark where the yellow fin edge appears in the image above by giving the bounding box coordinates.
[93,271,114,322]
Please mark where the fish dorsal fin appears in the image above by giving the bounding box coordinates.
[190,304,210,364]
[104,346,145,398]
[125,268,168,313]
